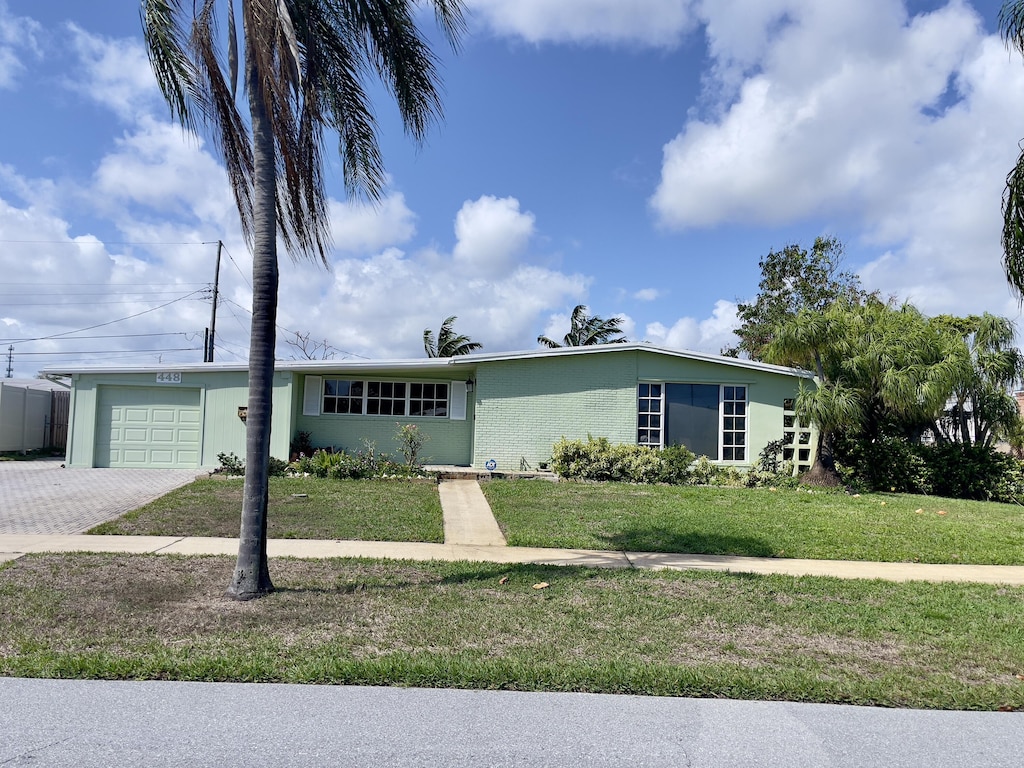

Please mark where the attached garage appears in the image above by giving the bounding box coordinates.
[95,386,202,468]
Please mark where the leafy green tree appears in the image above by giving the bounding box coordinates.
[725,236,870,360]
[929,313,1024,447]
[423,316,482,357]
[767,300,953,486]
[537,304,628,348]
[1000,1,1024,295]
[143,0,464,599]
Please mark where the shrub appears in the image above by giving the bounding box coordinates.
[287,445,434,481]
[553,437,704,484]
[689,455,718,485]
[659,444,696,484]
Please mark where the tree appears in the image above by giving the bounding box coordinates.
[766,299,954,486]
[285,330,339,360]
[537,304,628,348]
[423,316,482,357]
[724,236,870,360]
[929,313,1024,447]
[1000,1,1024,295]
[143,0,464,600]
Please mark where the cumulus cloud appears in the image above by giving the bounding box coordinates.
[452,195,536,277]
[465,0,697,46]
[329,193,417,253]
[651,0,1024,319]
[644,300,739,353]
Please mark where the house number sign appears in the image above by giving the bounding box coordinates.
[155,372,182,384]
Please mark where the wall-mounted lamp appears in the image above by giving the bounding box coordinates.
[465,379,475,393]
[237,406,248,422]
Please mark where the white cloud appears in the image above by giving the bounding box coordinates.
[329,193,417,253]
[0,1,41,89]
[65,24,160,120]
[452,195,536,277]
[465,0,697,46]
[633,288,661,301]
[651,0,1024,319]
[644,299,739,352]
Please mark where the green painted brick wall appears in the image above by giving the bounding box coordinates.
[473,353,638,471]
[293,372,474,465]
[472,350,814,470]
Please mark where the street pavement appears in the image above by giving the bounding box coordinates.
[1,678,1021,767]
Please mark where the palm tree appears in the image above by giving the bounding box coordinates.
[537,304,628,348]
[1000,1,1024,295]
[142,0,464,600]
[423,315,482,357]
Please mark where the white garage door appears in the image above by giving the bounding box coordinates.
[96,386,202,468]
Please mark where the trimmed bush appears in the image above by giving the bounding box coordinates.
[552,437,695,485]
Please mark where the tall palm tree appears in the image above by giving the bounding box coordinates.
[537,304,628,348]
[423,315,482,357]
[1000,1,1024,295]
[142,0,464,600]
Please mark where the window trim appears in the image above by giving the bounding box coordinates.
[637,381,749,461]
[319,378,451,419]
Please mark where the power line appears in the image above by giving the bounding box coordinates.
[0,291,207,344]
[15,348,200,356]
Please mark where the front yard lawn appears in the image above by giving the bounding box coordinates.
[88,477,444,543]
[1,553,1022,711]
[482,480,1024,565]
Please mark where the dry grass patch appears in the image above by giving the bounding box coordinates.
[2,553,1024,710]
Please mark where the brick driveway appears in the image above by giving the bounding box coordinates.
[0,460,201,534]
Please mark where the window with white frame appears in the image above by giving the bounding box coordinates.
[321,379,449,418]
[638,383,663,447]
[637,382,749,461]
[721,385,747,461]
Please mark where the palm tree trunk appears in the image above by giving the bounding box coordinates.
[802,429,842,487]
[226,29,276,600]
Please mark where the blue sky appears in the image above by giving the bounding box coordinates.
[1,0,1022,376]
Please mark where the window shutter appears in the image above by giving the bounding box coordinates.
[303,376,322,416]
[449,380,467,420]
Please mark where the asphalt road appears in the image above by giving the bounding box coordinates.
[1,678,1021,767]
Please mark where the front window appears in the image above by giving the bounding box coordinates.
[322,379,448,418]
[638,382,748,461]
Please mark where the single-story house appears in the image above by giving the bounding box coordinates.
[42,343,817,472]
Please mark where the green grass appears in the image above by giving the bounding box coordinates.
[482,480,1024,565]
[1,553,1022,710]
[88,477,444,542]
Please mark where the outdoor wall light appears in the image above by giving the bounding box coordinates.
[237,406,248,422]
[466,379,475,393]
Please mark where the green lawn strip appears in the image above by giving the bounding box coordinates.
[1,553,1022,710]
[88,477,444,543]
[482,480,1024,565]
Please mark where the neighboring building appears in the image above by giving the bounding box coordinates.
[0,378,70,453]
[43,343,816,472]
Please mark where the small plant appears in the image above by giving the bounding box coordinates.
[690,456,718,485]
[290,430,314,458]
[216,452,245,476]
[396,424,428,468]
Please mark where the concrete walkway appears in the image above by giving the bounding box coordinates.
[439,479,507,546]
[2,477,1024,585]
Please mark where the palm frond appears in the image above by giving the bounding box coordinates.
[1002,144,1024,298]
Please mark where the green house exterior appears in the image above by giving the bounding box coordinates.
[46,344,816,472]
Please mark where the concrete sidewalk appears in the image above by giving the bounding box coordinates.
[2,477,1024,585]
[2,533,1024,585]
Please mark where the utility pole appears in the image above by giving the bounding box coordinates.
[207,240,223,362]
[5,345,11,378]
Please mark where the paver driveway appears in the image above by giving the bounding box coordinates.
[0,460,200,534]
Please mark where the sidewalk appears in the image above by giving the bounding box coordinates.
[2,479,1024,585]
